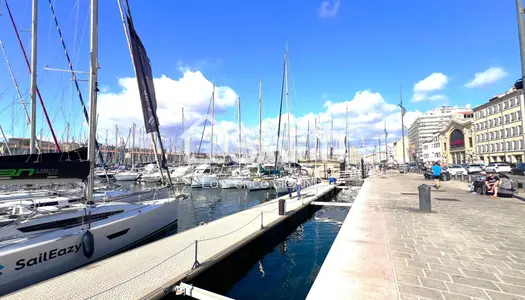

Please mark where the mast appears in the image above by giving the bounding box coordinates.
[274,47,287,169]
[238,96,241,172]
[132,123,136,168]
[285,43,290,164]
[330,113,334,159]
[29,0,38,154]
[258,80,262,159]
[295,124,298,162]
[0,125,12,155]
[116,0,165,183]
[0,41,30,124]
[211,85,215,161]
[181,107,185,157]
[306,121,310,160]
[87,0,99,202]
[345,101,349,163]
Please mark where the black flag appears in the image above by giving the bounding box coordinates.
[127,16,159,134]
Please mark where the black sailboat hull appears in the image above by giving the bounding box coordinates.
[0,147,90,184]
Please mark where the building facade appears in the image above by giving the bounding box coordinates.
[473,88,525,164]
[391,137,409,164]
[421,134,441,164]
[439,112,476,165]
[408,106,472,162]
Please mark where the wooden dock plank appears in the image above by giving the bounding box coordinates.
[5,183,335,300]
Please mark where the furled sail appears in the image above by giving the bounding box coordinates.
[0,147,90,184]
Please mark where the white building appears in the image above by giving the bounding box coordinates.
[408,105,472,162]
[391,137,409,164]
[421,133,441,164]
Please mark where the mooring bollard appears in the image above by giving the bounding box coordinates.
[460,174,465,181]
[418,184,431,213]
[278,199,286,216]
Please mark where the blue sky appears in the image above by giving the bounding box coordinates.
[0,0,522,152]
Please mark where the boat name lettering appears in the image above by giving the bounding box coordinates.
[0,169,35,177]
[36,168,59,175]
[15,243,83,271]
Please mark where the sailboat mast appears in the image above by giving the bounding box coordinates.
[345,101,349,163]
[29,0,38,154]
[181,107,185,156]
[132,123,135,168]
[87,0,99,202]
[211,85,215,161]
[238,96,241,170]
[306,121,310,160]
[285,43,290,163]
[258,80,262,158]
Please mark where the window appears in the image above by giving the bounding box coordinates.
[490,132,494,140]
[499,116,502,124]
[18,210,125,233]
[511,112,515,122]
[508,141,512,151]
[507,128,511,137]
[511,98,516,106]
[489,119,493,127]
[499,103,503,111]
[512,127,516,136]
[514,141,519,150]
[469,137,473,148]
[506,114,510,123]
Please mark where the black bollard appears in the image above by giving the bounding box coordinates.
[418,184,431,213]
[278,199,286,216]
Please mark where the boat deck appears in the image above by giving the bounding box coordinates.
[5,183,335,300]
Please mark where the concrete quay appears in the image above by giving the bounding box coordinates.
[5,183,337,300]
[308,171,525,300]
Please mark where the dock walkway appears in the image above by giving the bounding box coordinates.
[6,183,335,300]
[308,171,525,300]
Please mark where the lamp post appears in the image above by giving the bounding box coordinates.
[399,87,407,173]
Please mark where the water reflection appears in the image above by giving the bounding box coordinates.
[224,205,350,300]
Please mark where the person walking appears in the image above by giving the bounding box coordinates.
[285,174,294,198]
[296,176,303,199]
[431,162,442,189]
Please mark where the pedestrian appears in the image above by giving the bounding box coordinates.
[285,174,294,198]
[431,162,442,189]
[296,176,303,199]
[327,168,332,180]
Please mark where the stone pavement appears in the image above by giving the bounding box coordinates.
[308,171,525,300]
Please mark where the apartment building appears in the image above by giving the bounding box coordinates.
[473,88,525,164]
[421,134,441,164]
[408,106,472,162]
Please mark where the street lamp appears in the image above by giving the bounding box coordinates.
[399,87,407,173]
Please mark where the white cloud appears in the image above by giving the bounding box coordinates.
[318,0,341,18]
[411,72,449,102]
[465,67,508,88]
[96,69,238,140]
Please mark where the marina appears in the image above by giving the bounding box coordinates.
[4,183,337,300]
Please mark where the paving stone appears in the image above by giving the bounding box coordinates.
[392,250,414,259]
[474,258,511,268]
[511,257,525,265]
[441,292,473,300]
[407,259,430,269]
[445,282,490,299]
[497,268,525,279]
[397,265,426,277]
[397,272,421,285]
[507,262,525,271]
[462,261,501,274]
[398,283,445,300]
[424,270,452,282]
[439,258,466,268]
[478,253,515,262]
[400,294,420,300]
[420,277,448,290]
[413,254,442,265]
[460,268,501,282]
[497,283,525,297]
[449,274,499,291]
[498,274,525,287]
[428,263,464,276]
[484,290,525,300]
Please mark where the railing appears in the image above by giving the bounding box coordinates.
[83,186,331,298]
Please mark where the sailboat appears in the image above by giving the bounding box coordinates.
[0,1,183,295]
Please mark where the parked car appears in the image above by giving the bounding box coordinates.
[424,169,451,181]
[398,164,408,173]
[484,162,512,174]
[467,163,485,174]
[446,164,468,175]
[511,163,525,175]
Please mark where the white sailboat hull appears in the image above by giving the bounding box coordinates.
[191,175,219,188]
[113,173,140,181]
[245,178,274,191]
[0,198,179,296]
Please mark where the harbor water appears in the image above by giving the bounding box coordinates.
[174,187,358,300]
